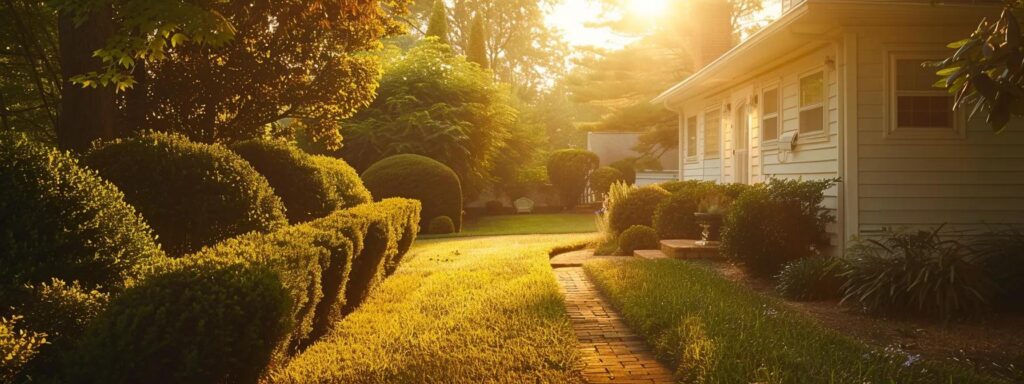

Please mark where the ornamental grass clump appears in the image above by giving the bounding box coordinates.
[840,227,996,320]
[776,257,844,301]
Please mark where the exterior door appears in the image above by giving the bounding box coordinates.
[734,104,750,184]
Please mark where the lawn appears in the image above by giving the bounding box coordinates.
[421,213,598,239]
[273,234,596,383]
[584,259,1005,384]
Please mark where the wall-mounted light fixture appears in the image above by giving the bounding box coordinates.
[751,94,759,107]
[724,103,732,113]
[825,56,836,70]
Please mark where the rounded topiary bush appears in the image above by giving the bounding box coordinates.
[589,166,625,196]
[310,155,372,211]
[776,257,843,301]
[428,216,456,235]
[85,132,287,255]
[609,186,671,234]
[546,149,599,210]
[231,139,336,223]
[362,154,462,233]
[0,133,162,293]
[619,225,660,254]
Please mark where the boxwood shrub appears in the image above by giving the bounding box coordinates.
[231,139,338,223]
[60,199,421,383]
[428,216,456,235]
[363,154,462,233]
[85,132,288,255]
[0,132,162,295]
[721,178,837,277]
[311,155,373,210]
[608,185,671,234]
[619,225,660,254]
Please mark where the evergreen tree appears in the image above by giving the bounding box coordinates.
[425,0,450,45]
[467,13,489,69]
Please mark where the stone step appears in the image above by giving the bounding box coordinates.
[633,249,669,260]
[660,239,723,260]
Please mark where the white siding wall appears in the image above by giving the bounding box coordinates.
[675,45,843,251]
[855,25,1024,234]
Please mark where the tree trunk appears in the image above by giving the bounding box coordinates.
[56,6,117,151]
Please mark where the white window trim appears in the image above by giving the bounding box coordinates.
[883,51,966,140]
[760,83,781,148]
[703,106,723,160]
[797,68,829,142]
[685,115,699,163]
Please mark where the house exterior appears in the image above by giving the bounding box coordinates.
[587,132,680,187]
[653,0,1024,253]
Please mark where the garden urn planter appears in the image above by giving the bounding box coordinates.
[693,212,723,245]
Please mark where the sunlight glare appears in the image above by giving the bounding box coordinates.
[628,0,669,19]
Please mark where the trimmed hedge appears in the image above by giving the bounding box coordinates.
[652,181,716,240]
[363,154,462,233]
[231,139,338,223]
[428,216,456,234]
[619,225,660,254]
[62,199,421,383]
[608,186,671,234]
[311,155,373,211]
[589,166,625,196]
[0,132,162,296]
[547,149,600,210]
[85,132,288,255]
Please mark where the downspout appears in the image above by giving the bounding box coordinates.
[663,101,684,182]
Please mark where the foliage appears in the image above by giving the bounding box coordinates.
[0,315,46,383]
[62,199,421,383]
[467,13,489,69]
[652,181,716,239]
[595,181,637,254]
[126,0,409,148]
[340,40,514,197]
[362,154,463,233]
[428,216,457,234]
[425,0,451,44]
[484,200,506,215]
[84,132,287,255]
[589,166,625,196]
[0,132,161,296]
[840,228,996,320]
[608,158,638,185]
[776,257,844,302]
[933,2,1024,132]
[546,149,600,209]
[971,227,1024,309]
[721,178,837,277]
[618,225,660,254]
[608,185,671,234]
[311,155,374,211]
[273,235,589,383]
[585,259,999,383]
[19,278,108,347]
[231,139,337,223]
[0,0,60,139]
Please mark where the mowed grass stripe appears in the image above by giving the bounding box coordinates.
[274,234,598,383]
[584,259,1004,384]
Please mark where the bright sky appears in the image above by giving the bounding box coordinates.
[546,0,670,49]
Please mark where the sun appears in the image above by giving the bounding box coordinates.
[627,0,670,19]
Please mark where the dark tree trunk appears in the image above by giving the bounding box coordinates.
[56,6,117,151]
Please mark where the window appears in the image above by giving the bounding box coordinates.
[686,116,698,158]
[894,58,953,129]
[799,71,824,133]
[762,87,780,141]
[704,109,721,158]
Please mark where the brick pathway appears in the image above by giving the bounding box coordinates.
[555,267,675,383]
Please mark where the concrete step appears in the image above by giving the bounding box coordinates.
[633,250,669,260]
[660,239,723,260]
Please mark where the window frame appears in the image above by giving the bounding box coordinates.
[760,84,781,147]
[685,115,699,161]
[797,69,827,137]
[884,50,965,140]
[703,107,722,159]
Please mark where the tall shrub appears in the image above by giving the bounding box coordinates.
[652,181,716,239]
[721,178,837,276]
[85,132,288,255]
[362,154,462,232]
[608,186,671,234]
[589,166,625,196]
[231,139,336,223]
[0,132,162,294]
[546,149,599,210]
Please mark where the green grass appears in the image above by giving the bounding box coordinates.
[273,234,594,383]
[421,213,597,239]
[584,259,1005,384]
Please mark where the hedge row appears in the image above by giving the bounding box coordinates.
[363,154,462,233]
[62,199,421,383]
